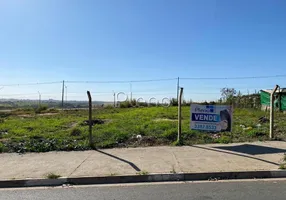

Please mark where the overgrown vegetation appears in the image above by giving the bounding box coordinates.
[0,106,285,153]
[46,172,61,179]
[136,170,149,175]
[279,153,286,170]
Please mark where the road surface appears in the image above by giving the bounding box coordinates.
[0,179,285,200]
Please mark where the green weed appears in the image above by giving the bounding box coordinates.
[70,128,82,136]
[279,164,286,170]
[35,105,48,114]
[46,172,61,179]
[136,170,149,175]
[170,166,176,174]
[216,135,232,144]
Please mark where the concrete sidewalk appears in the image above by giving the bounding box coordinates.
[0,141,285,180]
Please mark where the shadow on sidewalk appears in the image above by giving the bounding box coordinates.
[214,144,286,155]
[191,145,280,166]
[95,149,141,172]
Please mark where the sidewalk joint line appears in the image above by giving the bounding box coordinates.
[170,150,182,172]
[68,152,93,177]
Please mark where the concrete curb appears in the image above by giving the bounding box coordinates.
[1,170,286,188]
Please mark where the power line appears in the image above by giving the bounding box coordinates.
[0,81,62,87]
[65,78,177,84]
[0,74,285,86]
[181,74,286,80]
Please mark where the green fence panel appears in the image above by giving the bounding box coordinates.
[260,91,270,106]
[281,95,286,111]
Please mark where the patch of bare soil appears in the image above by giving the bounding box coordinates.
[37,113,59,116]
[70,122,78,128]
[17,114,34,118]
[17,113,59,118]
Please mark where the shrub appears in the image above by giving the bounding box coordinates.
[119,101,132,108]
[216,135,231,144]
[105,105,114,109]
[162,129,177,141]
[247,130,266,137]
[170,98,178,106]
[113,132,129,143]
[0,142,5,153]
[136,102,148,107]
[70,128,82,136]
[35,105,48,114]
[47,108,59,113]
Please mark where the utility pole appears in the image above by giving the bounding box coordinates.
[38,91,41,107]
[65,85,68,105]
[177,77,180,102]
[270,85,279,139]
[177,87,184,144]
[61,80,65,109]
[113,91,116,107]
[130,83,133,102]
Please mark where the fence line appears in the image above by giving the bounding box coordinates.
[0,75,284,109]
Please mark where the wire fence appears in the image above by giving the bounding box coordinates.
[0,75,285,109]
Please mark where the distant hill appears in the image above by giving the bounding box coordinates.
[0,99,109,110]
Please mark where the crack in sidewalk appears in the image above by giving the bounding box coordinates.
[170,150,182,172]
[68,152,93,177]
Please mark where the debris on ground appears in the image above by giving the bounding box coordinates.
[82,119,105,126]
[243,127,253,131]
[240,124,246,128]
[0,130,8,136]
[126,135,165,147]
[258,116,269,123]
[211,133,221,139]
[136,135,142,140]
[256,124,262,128]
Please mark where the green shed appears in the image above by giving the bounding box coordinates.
[260,88,286,111]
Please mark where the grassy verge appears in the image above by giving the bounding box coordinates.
[0,107,285,153]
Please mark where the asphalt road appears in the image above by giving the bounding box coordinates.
[0,180,286,200]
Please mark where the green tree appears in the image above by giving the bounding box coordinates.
[220,88,237,104]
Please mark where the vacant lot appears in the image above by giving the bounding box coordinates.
[0,106,286,153]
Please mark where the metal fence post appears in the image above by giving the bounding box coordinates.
[270,85,279,139]
[177,87,184,144]
[87,91,94,148]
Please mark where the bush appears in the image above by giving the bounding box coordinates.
[170,98,178,106]
[0,142,5,153]
[47,108,59,113]
[105,105,114,109]
[35,105,48,114]
[216,135,231,144]
[247,130,266,137]
[119,101,132,108]
[162,129,177,141]
[11,108,34,115]
[113,132,129,143]
[70,128,82,136]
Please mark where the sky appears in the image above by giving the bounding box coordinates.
[1,0,286,102]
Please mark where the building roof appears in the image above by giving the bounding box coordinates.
[261,88,286,94]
